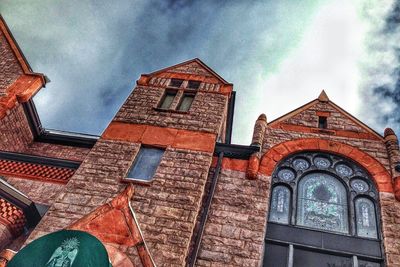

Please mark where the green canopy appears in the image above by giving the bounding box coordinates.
[8,230,112,267]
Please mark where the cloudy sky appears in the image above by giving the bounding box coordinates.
[1,0,399,144]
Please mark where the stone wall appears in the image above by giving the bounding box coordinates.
[261,126,399,266]
[0,104,33,152]
[0,31,23,96]
[27,139,214,266]
[114,87,228,135]
[3,176,64,205]
[196,167,270,267]
[285,101,366,132]
[23,142,90,162]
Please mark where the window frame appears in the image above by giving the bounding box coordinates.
[158,89,178,110]
[155,78,200,113]
[123,146,165,184]
[265,151,384,267]
[176,92,196,112]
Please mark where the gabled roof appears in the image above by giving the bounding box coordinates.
[0,15,48,119]
[268,90,383,140]
[0,15,47,81]
[146,58,232,85]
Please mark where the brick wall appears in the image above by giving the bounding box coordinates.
[114,87,228,135]
[0,104,33,152]
[0,31,23,96]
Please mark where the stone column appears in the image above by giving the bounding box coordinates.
[384,128,400,200]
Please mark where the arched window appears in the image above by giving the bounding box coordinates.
[264,152,383,267]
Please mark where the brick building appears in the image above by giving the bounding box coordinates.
[0,15,399,267]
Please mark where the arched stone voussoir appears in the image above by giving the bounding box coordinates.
[260,138,393,194]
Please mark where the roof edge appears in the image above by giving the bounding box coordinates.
[145,58,232,85]
[0,14,47,84]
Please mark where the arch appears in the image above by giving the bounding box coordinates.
[259,138,393,193]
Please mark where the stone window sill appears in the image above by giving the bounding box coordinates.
[153,107,189,114]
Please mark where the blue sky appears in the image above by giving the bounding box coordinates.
[1,0,399,144]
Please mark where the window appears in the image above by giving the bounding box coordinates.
[126,147,164,181]
[159,91,177,109]
[264,152,383,267]
[169,78,184,88]
[157,78,199,112]
[177,93,195,111]
[318,116,328,129]
[187,80,201,90]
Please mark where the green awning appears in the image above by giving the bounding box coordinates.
[8,230,111,267]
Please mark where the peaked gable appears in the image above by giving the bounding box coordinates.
[269,96,383,141]
[148,58,230,84]
[0,15,47,118]
[136,58,233,94]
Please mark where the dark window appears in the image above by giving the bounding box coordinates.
[127,147,164,181]
[169,78,184,88]
[263,242,288,267]
[293,248,352,267]
[318,116,328,129]
[264,152,383,267]
[159,91,177,109]
[187,80,201,90]
[177,94,195,111]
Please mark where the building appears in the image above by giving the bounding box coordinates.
[0,15,399,267]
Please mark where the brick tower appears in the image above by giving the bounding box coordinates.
[26,58,236,266]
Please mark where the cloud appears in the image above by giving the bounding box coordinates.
[1,0,398,144]
[357,0,400,134]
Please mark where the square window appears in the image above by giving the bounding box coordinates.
[177,94,195,111]
[318,116,328,129]
[187,80,201,90]
[159,91,177,109]
[127,147,164,181]
[169,78,183,88]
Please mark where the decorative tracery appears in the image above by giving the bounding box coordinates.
[269,151,379,238]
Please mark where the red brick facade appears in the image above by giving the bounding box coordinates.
[1,15,400,267]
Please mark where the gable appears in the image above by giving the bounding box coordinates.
[269,99,382,141]
[137,58,233,94]
[166,60,216,77]
[0,15,47,118]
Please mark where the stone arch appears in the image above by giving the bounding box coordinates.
[259,138,393,193]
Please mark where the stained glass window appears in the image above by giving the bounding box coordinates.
[266,152,382,267]
[355,198,377,238]
[297,173,348,233]
[277,168,296,181]
[335,163,353,177]
[293,158,310,171]
[313,156,331,169]
[351,179,369,193]
[269,186,290,224]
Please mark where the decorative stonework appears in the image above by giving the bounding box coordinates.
[0,198,26,237]
[0,159,75,184]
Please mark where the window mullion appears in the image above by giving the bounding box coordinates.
[287,244,294,267]
[169,90,183,110]
[353,255,358,267]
